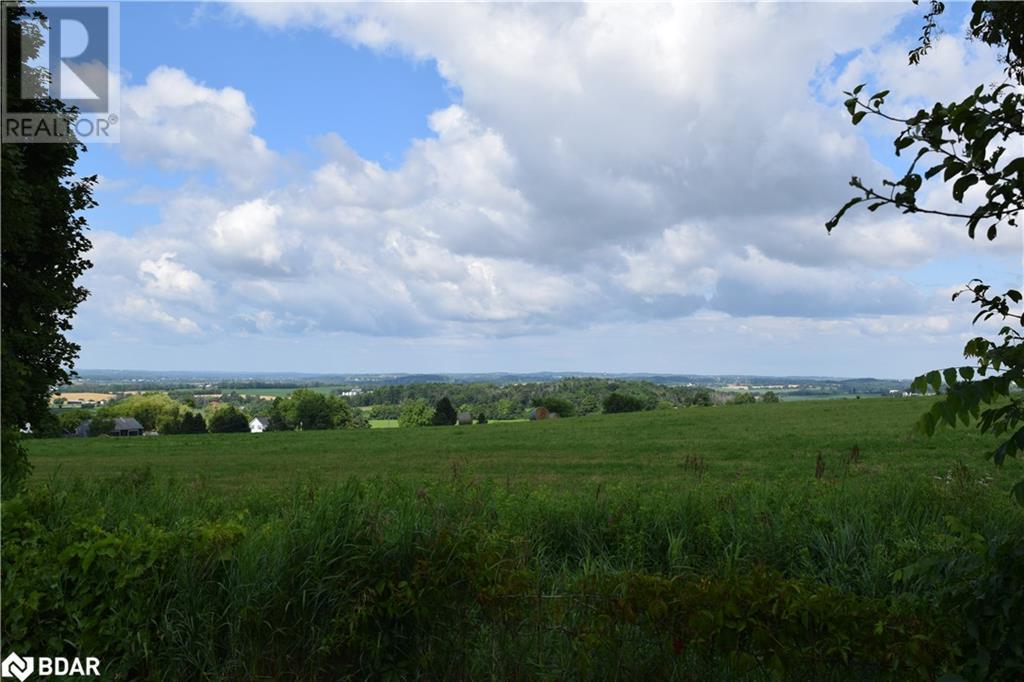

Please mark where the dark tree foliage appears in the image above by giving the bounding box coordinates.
[179,412,207,434]
[207,406,250,434]
[828,1,1023,502]
[476,412,488,424]
[603,393,646,414]
[431,397,457,426]
[2,4,96,494]
[531,396,576,417]
[761,391,781,404]
[351,379,717,420]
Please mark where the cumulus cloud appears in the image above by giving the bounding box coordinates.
[77,2,1018,356]
[121,66,276,189]
[138,253,212,302]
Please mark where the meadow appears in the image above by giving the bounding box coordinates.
[8,398,1024,679]
[25,397,1023,493]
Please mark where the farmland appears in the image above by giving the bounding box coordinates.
[26,397,1022,494]
[11,397,1024,679]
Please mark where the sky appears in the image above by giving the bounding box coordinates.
[69,1,1022,378]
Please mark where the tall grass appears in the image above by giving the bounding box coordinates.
[4,467,1021,679]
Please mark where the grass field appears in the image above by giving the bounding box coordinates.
[26,397,1022,494]
[11,397,1024,678]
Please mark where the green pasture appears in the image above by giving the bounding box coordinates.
[26,397,1022,495]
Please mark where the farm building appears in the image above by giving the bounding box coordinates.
[112,417,144,437]
[249,417,270,433]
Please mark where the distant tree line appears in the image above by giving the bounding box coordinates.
[364,380,725,425]
[36,388,366,437]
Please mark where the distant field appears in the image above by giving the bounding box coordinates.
[368,419,399,428]
[227,385,350,397]
[50,391,116,403]
[26,397,1022,494]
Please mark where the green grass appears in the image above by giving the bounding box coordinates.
[368,418,399,428]
[11,397,1024,679]
[26,397,1022,495]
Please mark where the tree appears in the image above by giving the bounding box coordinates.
[268,389,356,430]
[476,412,488,424]
[761,391,781,404]
[398,399,434,428]
[2,4,97,494]
[688,388,715,407]
[431,396,457,426]
[102,393,182,431]
[208,406,250,434]
[57,410,89,434]
[88,417,114,437]
[829,1,1023,501]
[603,393,645,414]
[532,396,576,418]
[729,392,757,405]
[179,412,207,434]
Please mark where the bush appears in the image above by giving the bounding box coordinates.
[603,393,646,414]
[476,413,488,425]
[761,391,781,403]
[729,392,756,405]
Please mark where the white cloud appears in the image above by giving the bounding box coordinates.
[121,67,276,189]
[79,2,1018,356]
[138,253,212,301]
[115,296,202,335]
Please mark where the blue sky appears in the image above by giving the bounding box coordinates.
[69,1,1021,378]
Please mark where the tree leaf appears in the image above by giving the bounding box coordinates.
[952,174,979,202]
[1012,480,1024,506]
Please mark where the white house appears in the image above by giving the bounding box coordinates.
[249,417,270,433]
